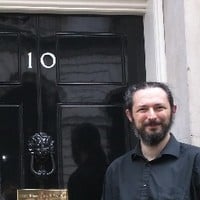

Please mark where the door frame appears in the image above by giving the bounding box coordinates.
[0,0,166,82]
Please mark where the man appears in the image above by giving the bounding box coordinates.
[102,82,200,200]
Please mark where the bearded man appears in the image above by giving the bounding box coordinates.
[102,82,200,200]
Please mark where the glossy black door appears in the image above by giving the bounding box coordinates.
[0,14,145,199]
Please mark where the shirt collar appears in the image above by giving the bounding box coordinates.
[131,134,180,161]
[160,133,180,158]
[131,141,143,160]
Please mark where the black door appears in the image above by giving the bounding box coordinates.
[0,14,145,199]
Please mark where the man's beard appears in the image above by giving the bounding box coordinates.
[133,114,174,146]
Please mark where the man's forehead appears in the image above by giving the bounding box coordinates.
[133,87,168,103]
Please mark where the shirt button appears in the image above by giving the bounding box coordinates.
[143,184,147,187]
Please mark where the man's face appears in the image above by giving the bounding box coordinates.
[126,87,176,146]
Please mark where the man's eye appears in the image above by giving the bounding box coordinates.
[155,106,165,111]
[137,108,147,112]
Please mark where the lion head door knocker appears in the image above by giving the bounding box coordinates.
[28,132,55,176]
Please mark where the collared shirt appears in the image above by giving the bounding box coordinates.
[102,134,200,200]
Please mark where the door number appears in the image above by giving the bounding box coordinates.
[28,52,56,69]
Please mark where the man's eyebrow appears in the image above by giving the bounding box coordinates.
[135,104,148,108]
[136,103,166,107]
[154,103,165,106]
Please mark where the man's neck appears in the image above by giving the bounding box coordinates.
[141,133,171,161]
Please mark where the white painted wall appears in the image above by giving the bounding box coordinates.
[163,0,191,143]
[184,0,200,146]
[164,0,200,146]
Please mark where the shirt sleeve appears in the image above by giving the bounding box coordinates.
[101,167,114,200]
[192,152,200,199]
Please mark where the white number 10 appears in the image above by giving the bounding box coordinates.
[27,52,32,69]
[28,52,56,69]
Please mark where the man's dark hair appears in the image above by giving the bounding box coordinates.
[124,82,174,110]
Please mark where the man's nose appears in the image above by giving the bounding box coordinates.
[147,108,157,119]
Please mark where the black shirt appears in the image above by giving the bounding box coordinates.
[102,134,200,200]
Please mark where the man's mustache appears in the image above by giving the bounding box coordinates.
[144,121,161,126]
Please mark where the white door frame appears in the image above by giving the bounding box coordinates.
[0,0,166,82]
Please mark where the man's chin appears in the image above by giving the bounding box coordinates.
[139,130,168,146]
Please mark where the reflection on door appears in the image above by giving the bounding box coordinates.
[0,14,145,200]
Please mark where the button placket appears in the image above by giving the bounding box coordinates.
[140,162,151,199]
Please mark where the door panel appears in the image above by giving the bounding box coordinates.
[0,14,145,199]
[57,34,124,83]
[58,105,125,186]
[0,105,21,199]
[0,34,19,83]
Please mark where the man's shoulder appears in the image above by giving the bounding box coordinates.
[179,142,200,162]
[180,142,200,173]
[106,151,133,172]
[180,142,200,153]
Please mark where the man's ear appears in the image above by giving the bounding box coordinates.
[125,109,133,122]
[172,105,177,114]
